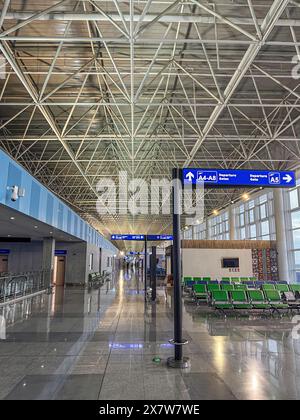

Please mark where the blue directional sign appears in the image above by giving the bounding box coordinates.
[0,249,10,255]
[183,168,296,188]
[55,250,67,256]
[111,234,173,241]
[111,234,145,241]
[147,235,174,241]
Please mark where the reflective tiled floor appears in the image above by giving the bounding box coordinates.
[1,270,300,400]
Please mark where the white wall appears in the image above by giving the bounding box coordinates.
[182,248,253,280]
[0,242,43,273]
[0,241,117,284]
[56,242,87,285]
[101,248,115,274]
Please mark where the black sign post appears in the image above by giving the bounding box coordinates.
[151,246,157,302]
[144,237,148,302]
[167,168,189,369]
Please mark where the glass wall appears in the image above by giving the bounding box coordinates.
[183,227,193,240]
[235,192,275,241]
[286,182,300,283]
[208,211,229,240]
[194,222,207,240]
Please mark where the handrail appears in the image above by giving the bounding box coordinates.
[0,270,52,304]
[88,271,112,289]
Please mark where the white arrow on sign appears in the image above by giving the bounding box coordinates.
[185,172,195,182]
[283,174,293,183]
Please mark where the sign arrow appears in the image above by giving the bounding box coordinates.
[185,172,195,182]
[283,174,293,183]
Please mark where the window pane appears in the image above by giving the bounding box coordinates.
[250,224,257,238]
[295,251,300,266]
[291,211,300,230]
[240,213,245,226]
[240,227,246,239]
[261,221,269,236]
[290,189,299,210]
[249,209,255,223]
[249,200,255,209]
[293,229,300,249]
[260,204,267,220]
[259,194,268,204]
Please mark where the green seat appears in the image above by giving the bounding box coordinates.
[193,277,202,283]
[249,277,257,282]
[262,284,275,291]
[231,277,240,283]
[203,277,211,282]
[221,284,235,292]
[207,284,221,293]
[211,291,233,311]
[290,284,300,293]
[222,277,230,283]
[183,277,193,283]
[240,277,249,283]
[264,290,289,310]
[231,291,252,310]
[248,290,271,310]
[193,284,208,302]
[275,284,290,293]
[234,284,248,291]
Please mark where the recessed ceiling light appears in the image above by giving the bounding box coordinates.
[10,217,15,220]
[34,226,38,229]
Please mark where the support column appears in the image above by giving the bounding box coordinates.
[273,189,289,282]
[151,246,157,302]
[42,238,55,287]
[168,168,189,369]
[229,205,236,241]
[144,237,148,302]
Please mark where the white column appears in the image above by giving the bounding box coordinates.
[42,238,55,286]
[229,205,236,241]
[273,189,289,282]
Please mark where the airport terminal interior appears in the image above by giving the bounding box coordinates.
[1,0,300,401]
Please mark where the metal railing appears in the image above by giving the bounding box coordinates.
[88,271,112,290]
[0,270,52,305]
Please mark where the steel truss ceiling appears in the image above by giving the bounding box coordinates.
[0,0,300,249]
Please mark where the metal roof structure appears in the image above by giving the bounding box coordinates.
[0,0,300,249]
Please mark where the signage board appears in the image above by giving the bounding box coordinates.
[183,168,296,188]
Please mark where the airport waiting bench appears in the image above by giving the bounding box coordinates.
[210,289,292,316]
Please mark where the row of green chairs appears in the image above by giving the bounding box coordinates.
[193,283,300,298]
[221,277,257,283]
[183,277,212,284]
[211,290,290,316]
[183,276,257,284]
[193,283,247,300]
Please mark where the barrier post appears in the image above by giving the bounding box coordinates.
[144,237,148,302]
[168,168,189,368]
